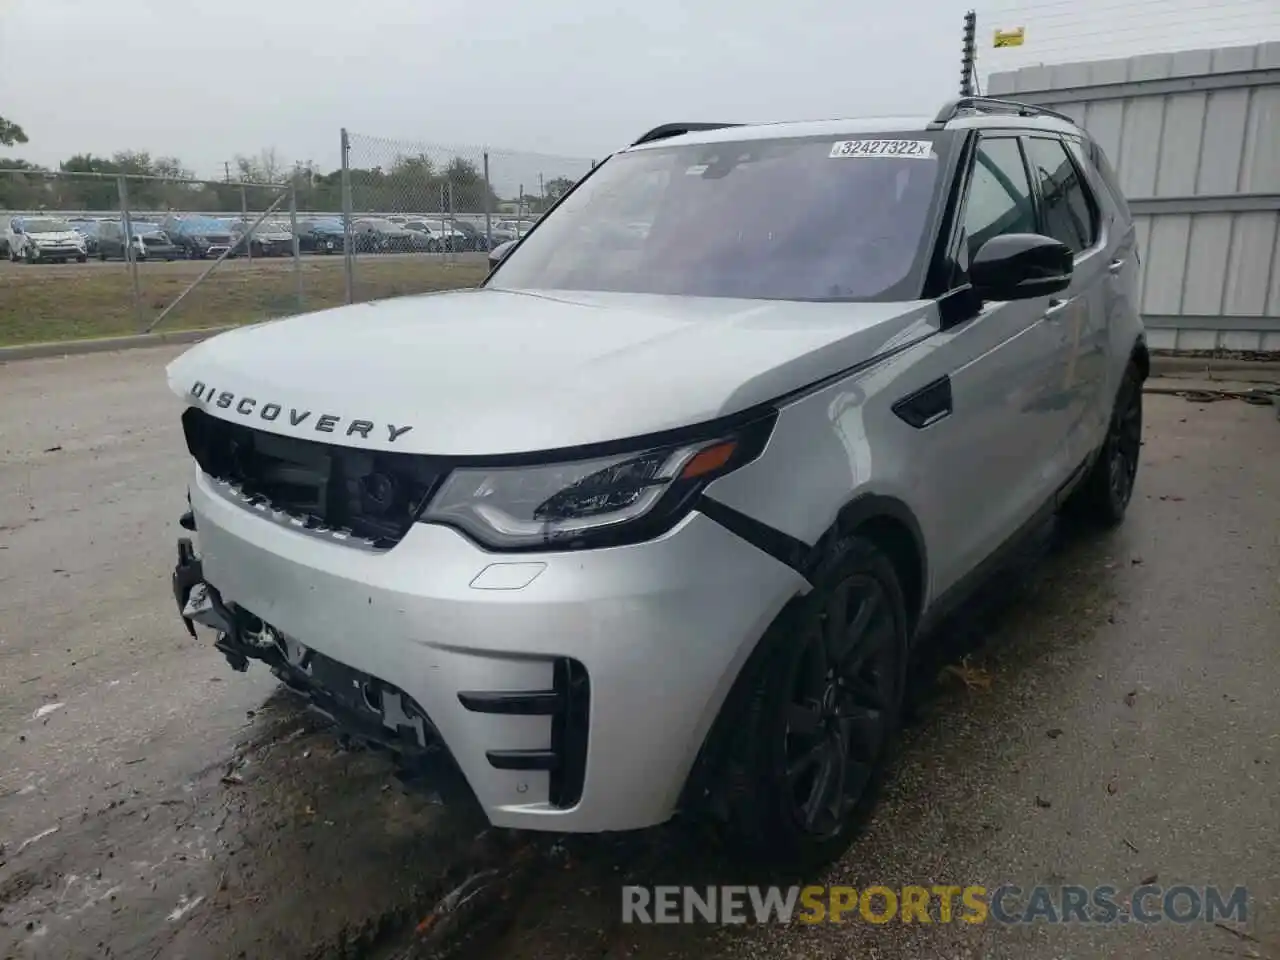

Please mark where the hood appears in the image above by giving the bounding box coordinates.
[27,230,83,243]
[166,287,937,456]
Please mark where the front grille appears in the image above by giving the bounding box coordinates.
[182,407,445,548]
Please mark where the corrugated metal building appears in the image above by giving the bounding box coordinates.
[989,42,1280,353]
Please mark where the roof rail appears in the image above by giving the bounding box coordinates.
[630,122,744,147]
[928,96,1076,129]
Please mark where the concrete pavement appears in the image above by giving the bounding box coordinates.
[0,345,1276,960]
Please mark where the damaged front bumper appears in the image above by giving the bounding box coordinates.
[171,534,472,800]
[171,467,803,833]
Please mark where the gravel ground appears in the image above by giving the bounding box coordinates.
[1,347,1276,960]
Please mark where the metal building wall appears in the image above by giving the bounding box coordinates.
[988,43,1280,353]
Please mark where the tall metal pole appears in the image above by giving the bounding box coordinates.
[240,184,252,264]
[340,127,354,304]
[117,175,144,332]
[482,150,493,251]
[961,10,977,96]
[447,179,456,264]
[289,180,302,311]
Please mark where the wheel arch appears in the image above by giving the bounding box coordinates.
[829,493,928,638]
[1130,335,1150,382]
[680,492,929,819]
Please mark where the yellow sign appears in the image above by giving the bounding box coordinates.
[994,27,1025,48]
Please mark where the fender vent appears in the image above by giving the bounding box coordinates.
[892,376,953,429]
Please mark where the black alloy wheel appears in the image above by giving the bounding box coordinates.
[714,535,908,867]
[782,572,900,839]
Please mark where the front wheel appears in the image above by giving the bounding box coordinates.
[711,534,908,868]
[1061,362,1143,528]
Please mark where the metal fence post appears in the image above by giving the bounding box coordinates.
[240,184,252,264]
[289,180,302,311]
[117,175,144,332]
[483,150,492,250]
[340,127,354,304]
[447,179,456,264]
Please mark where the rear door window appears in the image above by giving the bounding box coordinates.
[1023,136,1100,255]
[1080,139,1131,222]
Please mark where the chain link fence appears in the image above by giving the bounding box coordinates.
[0,169,312,345]
[1,132,595,347]
[338,130,594,303]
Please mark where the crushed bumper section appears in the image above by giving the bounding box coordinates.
[171,536,476,803]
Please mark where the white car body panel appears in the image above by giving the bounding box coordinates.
[163,110,1147,835]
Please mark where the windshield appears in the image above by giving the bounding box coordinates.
[23,218,73,234]
[490,132,951,301]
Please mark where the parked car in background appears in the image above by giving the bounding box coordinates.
[68,218,103,256]
[161,215,237,259]
[229,218,294,257]
[97,221,183,261]
[5,216,88,263]
[394,221,440,252]
[296,218,346,254]
[352,217,415,253]
[496,219,536,239]
[447,220,491,251]
[403,219,466,252]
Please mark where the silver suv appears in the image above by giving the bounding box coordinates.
[167,97,1146,866]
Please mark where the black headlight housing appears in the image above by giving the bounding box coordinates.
[418,411,777,552]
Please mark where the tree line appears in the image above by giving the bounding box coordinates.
[1,136,578,215]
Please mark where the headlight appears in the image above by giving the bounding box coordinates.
[420,416,775,550]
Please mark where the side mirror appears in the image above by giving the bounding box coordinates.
[487,239,515,271]
[970,233,1073,302]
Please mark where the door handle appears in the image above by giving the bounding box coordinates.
[1108,258,1126,274]
[1044,298,1072,318]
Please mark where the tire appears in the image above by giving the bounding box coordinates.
[1061,362,1143,528]
[25,247,37,264]
[712,534,908,868]
[98,251,107,262]
[77,255,88,263]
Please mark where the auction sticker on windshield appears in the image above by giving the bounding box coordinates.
[829,139,934,159]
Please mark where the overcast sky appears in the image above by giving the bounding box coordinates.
[2,0,1276,181]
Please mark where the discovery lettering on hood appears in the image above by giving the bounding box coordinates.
[189,381,413,443]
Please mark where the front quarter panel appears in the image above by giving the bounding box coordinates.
[703,305,949,606]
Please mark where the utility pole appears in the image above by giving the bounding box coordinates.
[961,10,977,96]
